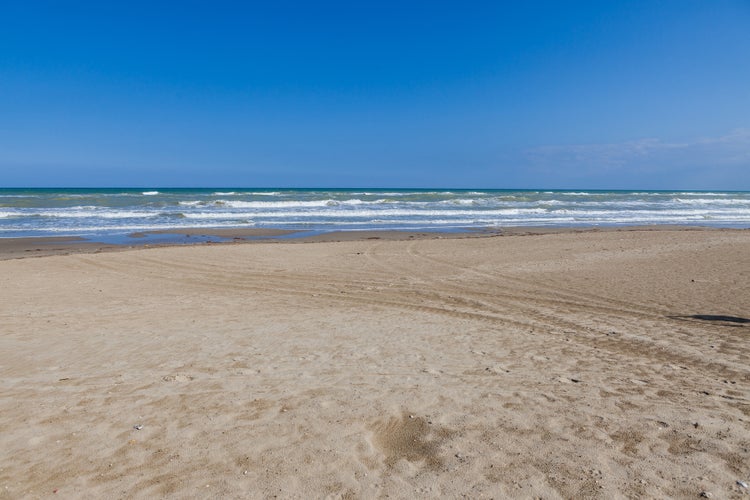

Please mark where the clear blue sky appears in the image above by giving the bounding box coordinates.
[2,1,749,189]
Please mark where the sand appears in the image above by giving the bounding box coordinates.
[1,228,749,498]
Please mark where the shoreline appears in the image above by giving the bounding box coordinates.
[0,224,741,260]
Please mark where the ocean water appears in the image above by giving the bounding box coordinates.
[1,188,749,239]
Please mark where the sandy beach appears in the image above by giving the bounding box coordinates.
[1,227,748,498]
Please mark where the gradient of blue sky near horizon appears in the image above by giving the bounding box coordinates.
[1,1,749,189]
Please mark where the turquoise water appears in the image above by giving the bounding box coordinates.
[1,188,749,238]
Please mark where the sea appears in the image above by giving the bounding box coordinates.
[1,188,749,240]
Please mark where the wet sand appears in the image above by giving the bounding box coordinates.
[1,227,749,498]
[0,224,707,260]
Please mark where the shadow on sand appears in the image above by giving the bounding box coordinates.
[668,314,750,326]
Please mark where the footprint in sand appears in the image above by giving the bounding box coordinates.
[368,412,453,471]
[162,374,194,382]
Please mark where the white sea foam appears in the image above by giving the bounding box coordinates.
[218,199,376,209]
[178,207,554,219]
[674,192,730,197]
[142,191,160,196]
[673,198,747,205]
[37,210,159,219]
[441,198,477,206]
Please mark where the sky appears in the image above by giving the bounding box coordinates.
[1,1,749,189]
